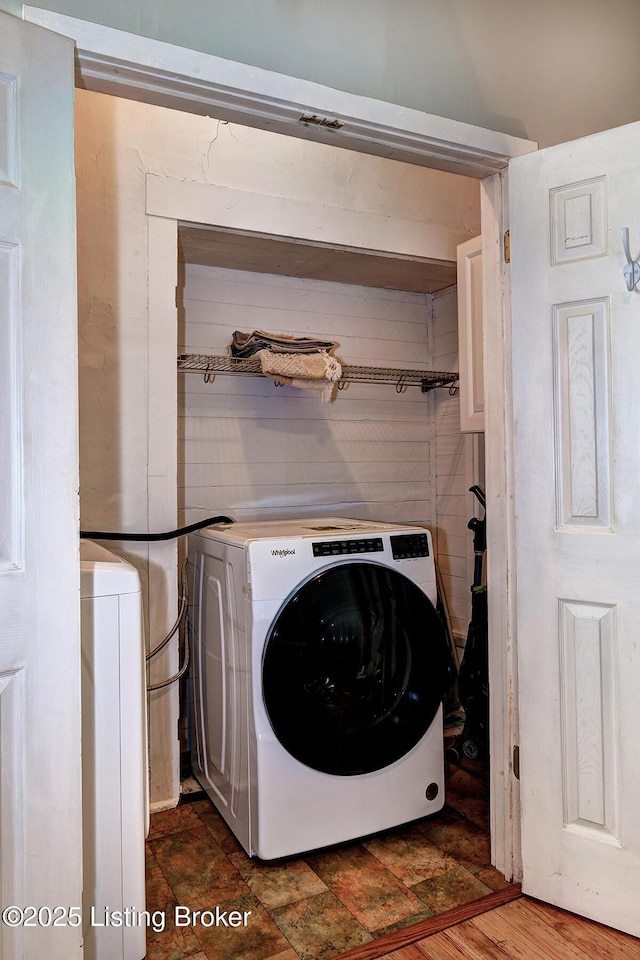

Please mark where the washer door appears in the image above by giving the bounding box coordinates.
[262,562,452,776]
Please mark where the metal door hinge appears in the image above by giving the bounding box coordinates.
[504,230,511,263]
[512,744,520,780]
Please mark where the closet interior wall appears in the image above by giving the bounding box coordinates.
[177,266,475,647]
[178,266,435,526]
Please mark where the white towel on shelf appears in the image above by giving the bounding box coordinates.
[256,349,342,403]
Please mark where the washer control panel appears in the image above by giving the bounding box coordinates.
[390,533,430,560]
[312,537,384,557]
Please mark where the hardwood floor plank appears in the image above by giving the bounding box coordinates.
[472,909,568,960]
[445,920,518,959]
[383,947,431,960]
[413,931,471,960]
[490,899,596,960]
[519,899,640,960]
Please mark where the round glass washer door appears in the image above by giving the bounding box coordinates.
[262,561,452,776]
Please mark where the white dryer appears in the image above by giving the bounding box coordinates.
[188,518,452,860]
[80,540,148,960]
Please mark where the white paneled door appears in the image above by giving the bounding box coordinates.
[510,122,640,936]
[0,14,81,959]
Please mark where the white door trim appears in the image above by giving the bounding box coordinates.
[22,4,529,881]
[146,213,181,812]
[23,6,536,179]
[481,171,521,881]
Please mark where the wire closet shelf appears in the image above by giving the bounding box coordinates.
[177,353,458,393]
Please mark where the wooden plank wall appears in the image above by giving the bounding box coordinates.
[179,264,436,525]
[178,264,473,646]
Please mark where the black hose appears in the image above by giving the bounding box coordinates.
[80,515,234,542]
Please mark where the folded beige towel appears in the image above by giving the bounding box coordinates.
[256,349,342,402]
[231,329,337,357]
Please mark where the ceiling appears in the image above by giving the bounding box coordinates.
[178,223,456,294]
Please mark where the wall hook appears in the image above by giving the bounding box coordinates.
[621,228,640,291]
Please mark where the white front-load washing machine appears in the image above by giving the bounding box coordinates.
[188,518,452,860]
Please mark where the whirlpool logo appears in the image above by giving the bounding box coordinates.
[271,548,296,558]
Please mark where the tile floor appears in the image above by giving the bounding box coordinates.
[144,747,508,960]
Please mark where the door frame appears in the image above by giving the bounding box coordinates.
[24,4,531,881]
